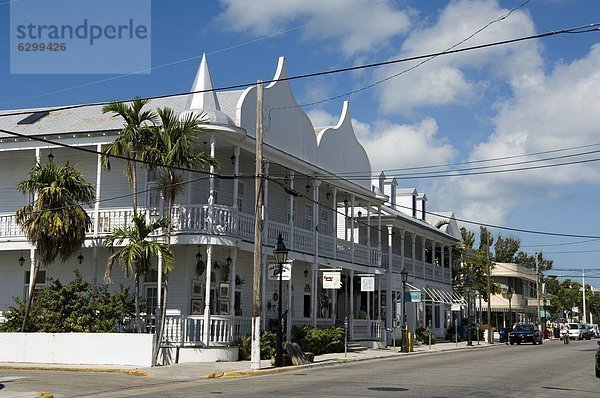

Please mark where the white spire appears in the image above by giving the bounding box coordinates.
[187,53,221,111]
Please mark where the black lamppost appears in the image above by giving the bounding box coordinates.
[507,287,513,328]
[273,234,288,367]
[400,268,408,353]
[466,276,473,346]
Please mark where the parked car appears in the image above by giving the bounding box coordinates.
[568,323,581,340]
[509,324,543,345]
[579,324,593,340]
[593,324,600,338]
[584,324,595,340]
[596,341,600,378]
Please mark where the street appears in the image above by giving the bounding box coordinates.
[1,339,598,397]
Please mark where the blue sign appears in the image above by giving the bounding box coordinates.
[405,291,421,303]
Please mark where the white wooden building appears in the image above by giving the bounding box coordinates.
[0,55,459,355]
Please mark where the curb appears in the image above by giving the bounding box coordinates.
[204,343,496,379]
[0,365,149,377]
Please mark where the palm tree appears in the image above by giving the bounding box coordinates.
[147,107,217,364]
[15,160,95,332]
[103,215,175,333]
[101,98,157,213]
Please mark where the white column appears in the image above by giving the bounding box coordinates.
[203,244,213,346]
[332,188,337,260]
[312,180,320,327]
[411,234,417,278]
[208,135,216,234]
[93,144,102,286]
[288,171,295,251]
[400,230,406,274]
[287,270,293,341]
[377,204,382,267]
[367,203,371,264]
[386,226,393,330]
[232,146,240,209]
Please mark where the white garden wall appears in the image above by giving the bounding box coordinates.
[0,333,154,367]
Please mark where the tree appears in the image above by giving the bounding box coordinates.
[493,235,521,263]
[145,107,217,364]
[101,98,157,213]
[103,214,175,333]
[15,160,95,332]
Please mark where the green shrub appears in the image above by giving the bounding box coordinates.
[292,326,344,355]
[0,271,135,333]
[415,327,436,344]
[260,331,277,359]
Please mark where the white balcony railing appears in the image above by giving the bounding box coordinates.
[162,315,252,347]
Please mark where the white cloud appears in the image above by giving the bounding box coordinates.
[215,0,411,56]
[376,0,542,115]
[432,43,600,224]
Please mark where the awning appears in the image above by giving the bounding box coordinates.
[422,286,465,305]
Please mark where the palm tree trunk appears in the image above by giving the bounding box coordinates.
[135,272,142,333]
[21,259,40,332]
[132,163,138,215]
[153,199,173,365]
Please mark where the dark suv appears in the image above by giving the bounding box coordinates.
[509,324,542,345]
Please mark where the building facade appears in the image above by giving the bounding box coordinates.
[0,55,459,349]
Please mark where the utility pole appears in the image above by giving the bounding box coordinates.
[582,268,587,324]
[486,229,492,344]
[535,253,541,333]
[251,81,264,370]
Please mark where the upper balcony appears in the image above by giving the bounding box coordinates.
[0,203,382,269]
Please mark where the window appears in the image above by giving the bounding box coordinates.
[303,294,311,318]
[146,170,161,210]
[304,204,313,230]
[18,111,49,125]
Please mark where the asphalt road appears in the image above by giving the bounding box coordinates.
[1,339,598,397]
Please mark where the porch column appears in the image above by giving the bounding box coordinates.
[421,237,426,279]
[400,230,405,273]
[232,146,240,209]
[350,195,355,259]
[208,134,216,234]
[93,143,102,286]
[229,248,237,318]
[377,204,382,267]
[432,240,437,282]
[411,234,416,278]
[366,203,371,264]
[311,180,321,328]
[350,268,354,339]
[332,188,337,260]
[27,148,41,292]
[386,226,393,330]
[287,268,293,341]
[204,244,214,346]
[288,171,295,251]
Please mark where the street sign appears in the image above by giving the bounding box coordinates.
[267,262,291,281]
[451,303,462,311]
[361,276,374,292]
[405,290,421,303]
[322,271,341,289]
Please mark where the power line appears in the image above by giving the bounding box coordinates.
[0,23,597,120]
[0,0,386,107]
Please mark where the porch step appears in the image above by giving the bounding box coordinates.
[346,342,369,352]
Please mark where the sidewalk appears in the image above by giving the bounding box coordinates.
[143,340,497,380]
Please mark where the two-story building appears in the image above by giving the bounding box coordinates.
[0,54,459,359]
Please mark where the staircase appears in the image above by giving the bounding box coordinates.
[346,342,369,352]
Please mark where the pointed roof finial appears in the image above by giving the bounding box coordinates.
[187,53,221,111]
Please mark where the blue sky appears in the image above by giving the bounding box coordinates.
[1,0,600,283]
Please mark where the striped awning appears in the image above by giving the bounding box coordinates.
[422,286,466,305]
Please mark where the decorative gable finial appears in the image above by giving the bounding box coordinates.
[187,53,221,111]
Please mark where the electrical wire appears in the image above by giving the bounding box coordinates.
[0,23,597,120]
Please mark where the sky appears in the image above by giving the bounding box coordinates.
[1,0,600,283]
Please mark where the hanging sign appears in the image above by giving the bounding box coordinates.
[322,271,341,289]
[405,290,422,303]
[268,263,291,281]
[361,276,375,292]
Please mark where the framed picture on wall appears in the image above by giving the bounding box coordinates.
[191,299,203,315]
[191,280,203,297]
[219,300,230,315]
[219,283,229,299]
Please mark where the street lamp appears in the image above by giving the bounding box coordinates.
[400,268,408,353]
[273,233,288,367]
[466,276,473,346]
[507,287,513,328]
